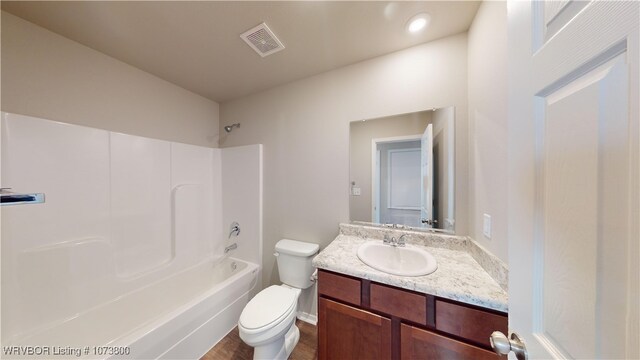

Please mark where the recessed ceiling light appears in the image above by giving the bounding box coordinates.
[406,13,431,33]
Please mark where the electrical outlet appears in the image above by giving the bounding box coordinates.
[351,187,361,196]
[483,214,491,239]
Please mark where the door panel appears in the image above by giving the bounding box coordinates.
[539,1,589,45]
[508,1,639,359]
[537,53,628,359]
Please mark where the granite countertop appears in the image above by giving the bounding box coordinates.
[312,233,508,313]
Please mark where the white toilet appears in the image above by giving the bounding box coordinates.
[238,239,319,360]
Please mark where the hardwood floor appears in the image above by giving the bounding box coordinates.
[202,320,318,360]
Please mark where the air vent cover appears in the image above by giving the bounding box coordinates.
[240,23,285,57]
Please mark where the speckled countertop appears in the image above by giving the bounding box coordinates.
[313,228,508,313]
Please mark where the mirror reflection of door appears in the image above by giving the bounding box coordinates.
[420,124,434,228]
[372,136,422,227]
[349,106,455,233]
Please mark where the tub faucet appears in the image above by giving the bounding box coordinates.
[229,221,240,238]
[224,243,238,253]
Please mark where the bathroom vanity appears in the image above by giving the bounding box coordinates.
[313,224,508,360]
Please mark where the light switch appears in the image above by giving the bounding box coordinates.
[351,187,361,196]
[483,213,491,239]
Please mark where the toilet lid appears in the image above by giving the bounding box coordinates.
[239,285,296,330]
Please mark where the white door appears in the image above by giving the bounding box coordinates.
[507,1,639,359]
[373,149,381,223]
[420,124,433,228]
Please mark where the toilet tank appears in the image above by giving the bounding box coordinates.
[275,239,319,289]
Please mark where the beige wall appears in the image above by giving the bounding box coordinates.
[220,33,469,288]
[468,1,508,262]
[349,111,430,223]
[1,12,219,147]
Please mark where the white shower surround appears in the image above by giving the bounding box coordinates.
[1,112,263,358]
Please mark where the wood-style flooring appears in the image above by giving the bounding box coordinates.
[201,320,318,360]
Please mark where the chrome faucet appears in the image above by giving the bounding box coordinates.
[224,243,238,253]
[383,234,407,247]
[396,234,407,246]
[229,221,240,238]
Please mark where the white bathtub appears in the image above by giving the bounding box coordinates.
[3,257,259,360]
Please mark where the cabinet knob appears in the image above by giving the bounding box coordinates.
[490,331,528,360]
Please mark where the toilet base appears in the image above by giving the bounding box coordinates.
[253,323,300,360]
[284,323,300,356]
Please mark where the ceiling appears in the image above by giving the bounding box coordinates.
[2,1,480,103]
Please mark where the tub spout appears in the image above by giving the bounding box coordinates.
[224,243,238,253]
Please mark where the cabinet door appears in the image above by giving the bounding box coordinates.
[319,297,391,360]
[400,324,498,360]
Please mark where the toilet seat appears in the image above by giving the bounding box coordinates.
[239,285,297,334]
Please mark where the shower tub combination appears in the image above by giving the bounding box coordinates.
[1,112,264,359]
[5,257,259,360]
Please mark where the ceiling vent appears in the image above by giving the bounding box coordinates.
[240,22,285,58]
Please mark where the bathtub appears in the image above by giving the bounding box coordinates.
[3,257,260,360]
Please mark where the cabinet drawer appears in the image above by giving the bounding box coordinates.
[370,283,426,325]
[435,299,507,348]
[318,270,361,306]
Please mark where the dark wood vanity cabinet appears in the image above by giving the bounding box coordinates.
[317,269,507,360]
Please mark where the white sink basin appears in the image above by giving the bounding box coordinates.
[357,242,437,277]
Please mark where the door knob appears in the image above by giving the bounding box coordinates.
[490,331,527,360]
[421,218,438,225]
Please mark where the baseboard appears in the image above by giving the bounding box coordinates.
[296,311,317,325]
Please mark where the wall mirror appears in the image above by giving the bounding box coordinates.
[349,106,455,233]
